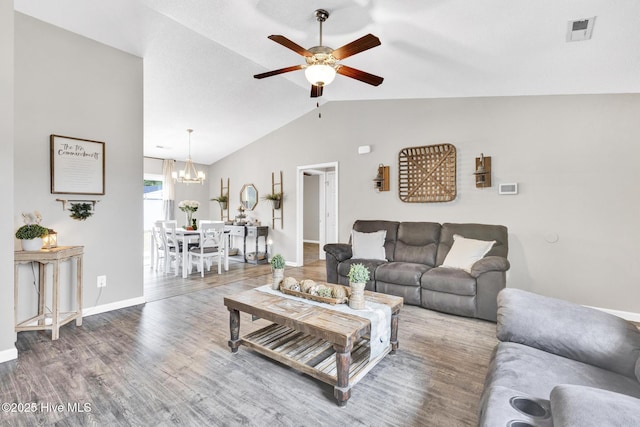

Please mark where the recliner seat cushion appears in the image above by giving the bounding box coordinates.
[337,259,387,280]
[375,262,431,287]
[421,267,476,296]
[393,222,440,266]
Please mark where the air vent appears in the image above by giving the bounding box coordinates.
[566,17,596,42]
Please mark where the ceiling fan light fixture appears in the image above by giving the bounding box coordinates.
[305,64,336,86]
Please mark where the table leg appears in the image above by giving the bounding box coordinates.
[38,262,46,326]
[228,308,241,353]
[52,261,60,340]
[181,234,189,278]
[76,255,83,326]
[224,236,229,271]
[390,311,400,353]
[333,344,352,406]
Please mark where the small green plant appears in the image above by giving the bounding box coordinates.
[263,192,283,201]
[270,254,285,270]
[211,195,229,203]
[15,224,49,240]
[69,203,93,221]
[348,263,370,283]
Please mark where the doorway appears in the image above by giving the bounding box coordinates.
[296,162,339,266]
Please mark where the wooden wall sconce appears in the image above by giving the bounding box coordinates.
[474,154,492,188]
[373,164,390,192]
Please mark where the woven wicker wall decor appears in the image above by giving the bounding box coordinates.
[398,144,457,203]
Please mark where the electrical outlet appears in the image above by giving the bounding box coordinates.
[97,275,107,288]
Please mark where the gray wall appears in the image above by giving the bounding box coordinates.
[210,94,640,316]
[303,174,320,242]
[0,0,16,361]
[10,12,143,348]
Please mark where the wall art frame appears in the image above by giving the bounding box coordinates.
[398,143,457,203]
[50,134,105,195]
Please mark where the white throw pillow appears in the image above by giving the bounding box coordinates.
[441,234,495,273]
[351,230,387,260]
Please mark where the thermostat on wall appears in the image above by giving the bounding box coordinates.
[499,183,518,195]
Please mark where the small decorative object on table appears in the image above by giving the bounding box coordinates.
[178,200,199,228]
[347,263,370,310]
[270,253,285,290]
[15,211,49,251]
[280,277,350,304]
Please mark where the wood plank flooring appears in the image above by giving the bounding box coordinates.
[1,257,498,426]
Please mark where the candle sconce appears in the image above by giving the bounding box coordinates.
[474,154,492,188]
[373,164,390,192]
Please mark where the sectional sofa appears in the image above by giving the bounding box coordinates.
[324,220,510,322]
[479,288,640,426]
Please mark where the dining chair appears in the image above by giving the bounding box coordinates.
[188,221,225,277]
[163,221,183,276]
[151,220,168,272]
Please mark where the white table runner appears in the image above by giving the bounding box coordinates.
[256,285,391,360]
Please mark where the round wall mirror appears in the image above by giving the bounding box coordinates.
[240,184,258,210]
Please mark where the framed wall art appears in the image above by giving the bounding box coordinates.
[50,134,105,195]
[398,143,457,203]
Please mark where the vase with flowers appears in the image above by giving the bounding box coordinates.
[178,200,199,229]
[15,211,49,251]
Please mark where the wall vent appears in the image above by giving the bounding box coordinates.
[566,17,596,42]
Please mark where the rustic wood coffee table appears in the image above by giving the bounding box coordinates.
[224,287,403,406]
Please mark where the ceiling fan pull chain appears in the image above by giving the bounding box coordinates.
[317,102,322,119]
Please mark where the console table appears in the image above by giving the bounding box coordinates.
[14,246,84,340]
[224,225,269,264]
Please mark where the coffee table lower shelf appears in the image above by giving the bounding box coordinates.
[242,323,390,389]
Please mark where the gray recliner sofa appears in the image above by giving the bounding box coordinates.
[324,220,510,322]
[479,288,640,426]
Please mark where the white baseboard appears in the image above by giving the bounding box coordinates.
[303,240,320,244]
[83,296,146,318]
[587,305,640,323]
[0,347,18,364]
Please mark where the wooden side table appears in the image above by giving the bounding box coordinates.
[14,246,84,340]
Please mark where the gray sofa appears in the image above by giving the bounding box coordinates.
[479,288,640,426]
[324,220,510,322]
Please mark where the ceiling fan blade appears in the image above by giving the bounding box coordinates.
[310,85,323,98]
[254,65,304,79]
[336,65,384,86]
[268,35,313,57]
[331,34,381,60]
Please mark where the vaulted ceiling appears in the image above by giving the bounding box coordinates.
[14,1,640,165]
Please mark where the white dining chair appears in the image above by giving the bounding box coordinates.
[188,221,225,277]
[151,220,168,272]
[163,221,183,276]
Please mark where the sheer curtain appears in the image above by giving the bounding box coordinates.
[162,159,175,220]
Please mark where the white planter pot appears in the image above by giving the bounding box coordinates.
[272,268,284,290]
[349,282,366,310]
[21,238,43,251]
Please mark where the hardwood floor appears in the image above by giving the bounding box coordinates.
[1,259,498,426]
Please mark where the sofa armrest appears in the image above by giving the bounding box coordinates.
[497,288,640,380]
[551,385,640,427]
[470,256,510,278]
[323,243,352,262]
[323,243,352,284]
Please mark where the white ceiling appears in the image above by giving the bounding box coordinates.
[14,0,640,165]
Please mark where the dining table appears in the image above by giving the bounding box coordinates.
[174,228,229,278]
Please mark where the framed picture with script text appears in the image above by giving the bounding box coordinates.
[50,135,105,195]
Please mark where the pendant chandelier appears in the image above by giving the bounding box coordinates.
[172,129,205,184]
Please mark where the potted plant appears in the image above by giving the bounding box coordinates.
[15,220,49,251]
[270,253,285,290]
[211,194,229,210]
[69,202,93,221]
[263,192,283,210]
[178,200,199,229]
[347,263,370,310]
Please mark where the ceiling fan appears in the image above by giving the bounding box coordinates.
[253,9,384,98]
